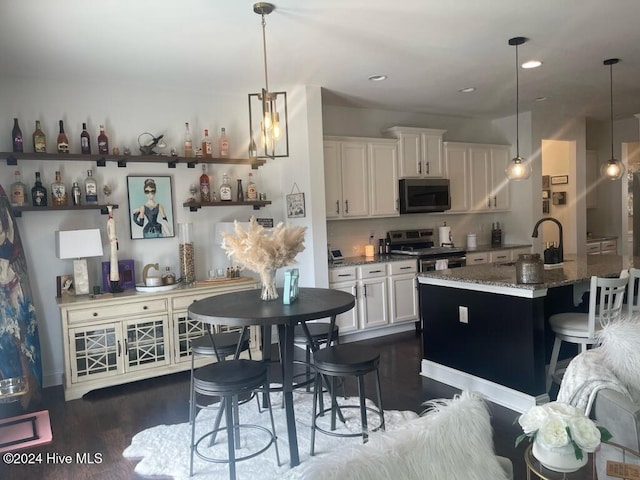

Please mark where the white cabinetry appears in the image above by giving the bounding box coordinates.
[329,259,418,334]
[587,238,618,255]
[383,127,447,178]
[466,252,489,265]
[586,150,598,209]
[444,142,511,212]
[59,280,259,400]
[388,260,419,324]
[466,246,531,265]
[489,250,510,263]
[324,137,398,220]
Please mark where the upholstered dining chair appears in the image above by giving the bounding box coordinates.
[546,274,628,393]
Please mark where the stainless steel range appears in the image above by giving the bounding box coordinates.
[387,229,466,272]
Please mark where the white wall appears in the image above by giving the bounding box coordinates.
[0,78,323,387]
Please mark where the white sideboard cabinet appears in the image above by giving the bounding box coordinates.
[58,279,259,400]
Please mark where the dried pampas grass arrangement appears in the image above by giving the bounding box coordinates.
[221,217,306,300]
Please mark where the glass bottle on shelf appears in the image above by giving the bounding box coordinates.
[201,129,212,158]
[219,127,229,157]
[56,120,69,153]
[246,172,257,200]
[31,172,47,207]
[219,172,232,201]
[51,171,68,206]
[12,118,23,153]
[236,179,244,202]
[71,182,82,206]
[199,164,211,203]
[84,169,98,205]
[32,120,46,153]
[184,122,193,158]
[97,124,109,154]
[10,170,28,206]
[161,266,176,285]
[80,122,91,154]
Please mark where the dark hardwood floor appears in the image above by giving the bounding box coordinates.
[1,331,535,479]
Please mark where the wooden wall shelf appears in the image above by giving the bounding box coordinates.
[12,204,118,217]
[183,200,272,211]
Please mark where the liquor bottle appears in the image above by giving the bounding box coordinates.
[32,120,46,153]
[10,170,28,206]
[201,129,212,157]
[184,122,193,158]
[56,120,70,153]
[84,169,98,205]
[219,127,229,157]
[71,182,82,206]
[97,125,109,154]
[51,170,68,206]
[12,118,23,153]
[31,172,47,207]
[236,179,244,202]
[80,122,91,154]
[246,172,257,200]
[219,172,232,201]
[199,164,211,203]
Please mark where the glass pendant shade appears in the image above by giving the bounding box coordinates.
[248,3,289,159]
[506,155,532,180]
[601,58,624,181]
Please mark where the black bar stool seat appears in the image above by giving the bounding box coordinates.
[310,344,385,454]
[293,322,339,345]
[191,330,251,358]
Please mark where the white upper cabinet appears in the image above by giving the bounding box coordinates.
[324,137,399,220]
[444,143,470,212]
[383,127,447,178]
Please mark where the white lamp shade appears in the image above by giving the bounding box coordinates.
[55,229,104,259]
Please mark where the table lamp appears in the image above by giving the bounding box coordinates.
[55,229,104,295]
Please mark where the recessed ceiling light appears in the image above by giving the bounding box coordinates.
[522,60,542,69]
[535,96,547,102]
[368,74,387,82]
[458,87,476,93]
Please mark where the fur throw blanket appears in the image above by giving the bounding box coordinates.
[557,348,631,415]
[282,391,510,480]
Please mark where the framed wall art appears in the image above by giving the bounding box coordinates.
[552,191,567,205]
[542,190,550,199]
[551,175,569,185]
[286,183,305,218]
[56,274,75,298]
[542,175,550,189]
[127,176,175,239]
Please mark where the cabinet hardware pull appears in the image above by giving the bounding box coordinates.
[493,196,497,207]
[337,274,352,277]
[418,161,422,174]
[117,340,121,356]
[400,266,412,270]
[345,199,349,213]
[124,339,128,354]
[396,198,399,211]
[487,196,491,208]
[336,200,339,214]
[426,162,430,174]
[93,312,98,317]
[369,269,382,273]
[363,284,367,297]
[143,305,148,310]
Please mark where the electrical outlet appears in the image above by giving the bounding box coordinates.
[459,306,469,323]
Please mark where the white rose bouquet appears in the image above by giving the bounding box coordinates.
[515,401,612,460]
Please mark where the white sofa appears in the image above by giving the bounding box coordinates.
[282,391,513,480]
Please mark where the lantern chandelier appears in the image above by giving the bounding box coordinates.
[601,58,624,180]
[505,36,532,181]
[248,2,289,159]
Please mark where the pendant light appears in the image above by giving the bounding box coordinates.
[505,37,532,181]
[248,2,289,159]
[601,58,625,180]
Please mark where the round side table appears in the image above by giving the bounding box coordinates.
[524,444,595,480]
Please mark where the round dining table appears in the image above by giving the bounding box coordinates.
[188,287,356,467]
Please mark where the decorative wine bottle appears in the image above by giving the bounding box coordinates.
[84,169,98,205]
[10,170,28,206]
[97,125,109,154]
[220,172,232,201]
[12,118,23,153]
[80,122,92,154]
[56,120,70,153]
[51,170,68,206]
[32,120,46,153]
[199,164,211,203]
[31,172,47,207]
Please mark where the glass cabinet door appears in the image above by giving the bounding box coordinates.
[70,323,121,383]
[124,316,170,371]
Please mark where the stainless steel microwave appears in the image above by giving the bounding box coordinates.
[399,178,451,214]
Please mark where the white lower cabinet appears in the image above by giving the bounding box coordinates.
[466,252,489,265]
[466,247,531,265]
[59,280,259,400]
[329,259,418,335]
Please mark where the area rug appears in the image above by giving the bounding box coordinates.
[123,389,418,479]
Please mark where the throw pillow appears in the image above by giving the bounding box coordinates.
[283,391,509,480]
[597,315,640,400]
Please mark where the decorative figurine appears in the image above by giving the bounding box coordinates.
[107,205,123,293]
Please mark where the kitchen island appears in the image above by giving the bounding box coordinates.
[417,254,629,412]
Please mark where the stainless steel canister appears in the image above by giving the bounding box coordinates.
[515,253,544,284]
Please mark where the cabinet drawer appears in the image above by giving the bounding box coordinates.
[67,298,167,323]
[358,264,387,279]
[586,242,601,254]
[389,260,417,275]
[466,252,489,264]
[489,251,510,263]
[601,240,617,252]
[329,267,357,283]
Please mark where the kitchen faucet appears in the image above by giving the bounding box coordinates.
[531,217,563,263]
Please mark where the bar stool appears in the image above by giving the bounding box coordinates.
[293,322,340,392]
[310,343,385,455]
[189,333,280,479]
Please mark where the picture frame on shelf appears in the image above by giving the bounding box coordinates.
[542,175,550,189]
[551,175,569,185]
[542,189,550,199]
[127,175,175,239]
[56,274,75,298]
[102,259,136,292]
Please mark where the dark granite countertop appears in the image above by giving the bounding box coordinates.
[417,254,630,296]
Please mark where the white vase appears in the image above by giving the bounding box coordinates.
[532,437,588,473]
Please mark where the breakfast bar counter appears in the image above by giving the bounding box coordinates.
[416,254,630,412]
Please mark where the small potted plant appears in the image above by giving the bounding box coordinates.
[515,401,612,473]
